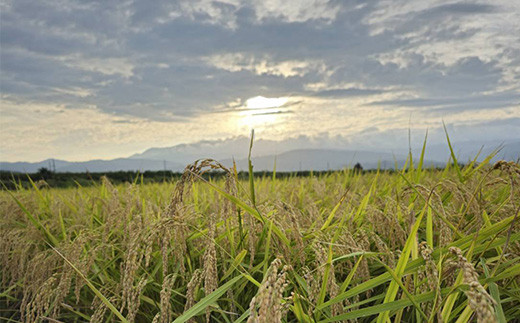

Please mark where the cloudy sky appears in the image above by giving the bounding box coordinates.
[1,0,519,162]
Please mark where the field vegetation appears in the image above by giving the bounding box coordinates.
[1,138,519,322]
[0,169,370,190]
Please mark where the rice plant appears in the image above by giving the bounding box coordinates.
[1,151,519,322]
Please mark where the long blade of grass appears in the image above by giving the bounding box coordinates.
[50,245,129,323]
[221,250,247,282]
[191,171,290,246]
[441,239,477,320]
[319,225,520,312]
[454,305,473,323]
[375,259,428,321]
[463,147,500,179]
[262,220,274,275]
[426,206,433,247]
[173,275,243,323]
[320,289,451,322]
[376,204,426,323]
[321,190,349,231]
[443,122,464,182]
[248,129,256,207]
[339,255,364,294]
[399,172,462,238]
[353,173,378,225]
[317,244,333,309]
[271,155,277,193]
[4,186,59,246]
[482,259,507,323]
[416,129,428,182]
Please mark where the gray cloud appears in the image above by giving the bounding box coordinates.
[3,0,516,118]
[251,110,293,116]
[369,90,520,112]
[1,0,519,161]
[421,3,496,17]
[310,88,385,98]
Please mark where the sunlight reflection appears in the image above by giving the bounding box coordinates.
[238,96,289,128]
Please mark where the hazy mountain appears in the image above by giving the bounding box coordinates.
[129,136,352,164]
[0,158,184,173]
[130,136,519,166]
[0,159,70,173]
[415,140,520,164]
[57,159,184,173]
[224,149,443,172]
[1,138,517,174]
[1,149,436,173]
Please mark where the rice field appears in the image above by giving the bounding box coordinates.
[1,154,519,322]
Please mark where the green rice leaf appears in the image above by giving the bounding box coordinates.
[174,275,243,323]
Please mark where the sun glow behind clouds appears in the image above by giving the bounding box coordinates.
[238,96,290,129]
[245,96,288,110]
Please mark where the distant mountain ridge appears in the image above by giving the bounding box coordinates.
[1,137,518,173]
[129,136,349,164]
[130,137,520,165]
[221,149,436,171]
[1,149,420,173]
[0,158,184,173]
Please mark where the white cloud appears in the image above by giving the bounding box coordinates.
[204,53,325,77]
[58,55,135,78]
[172,0,342,27]
[367,0,520,92]
[177,0,241,29]
[251,0,340,23]
[50,86,93,98]
[1,0,519,162]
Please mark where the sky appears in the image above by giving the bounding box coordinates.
[1,0,519,162]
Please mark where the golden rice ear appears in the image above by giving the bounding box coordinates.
[157,274,176,323]
[449,247,497,323]
[418,242,441,320]
[3,153,518,323]
[247,258,289,323]
[203,213,218,323]
[184,269,203,323]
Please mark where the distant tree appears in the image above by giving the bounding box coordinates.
[37,167,53,180]
[353,162,363,172]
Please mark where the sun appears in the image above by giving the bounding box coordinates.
[244,96,288,110]
[238,96,289,129]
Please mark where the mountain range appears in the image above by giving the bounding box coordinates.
[1,137,518,173]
